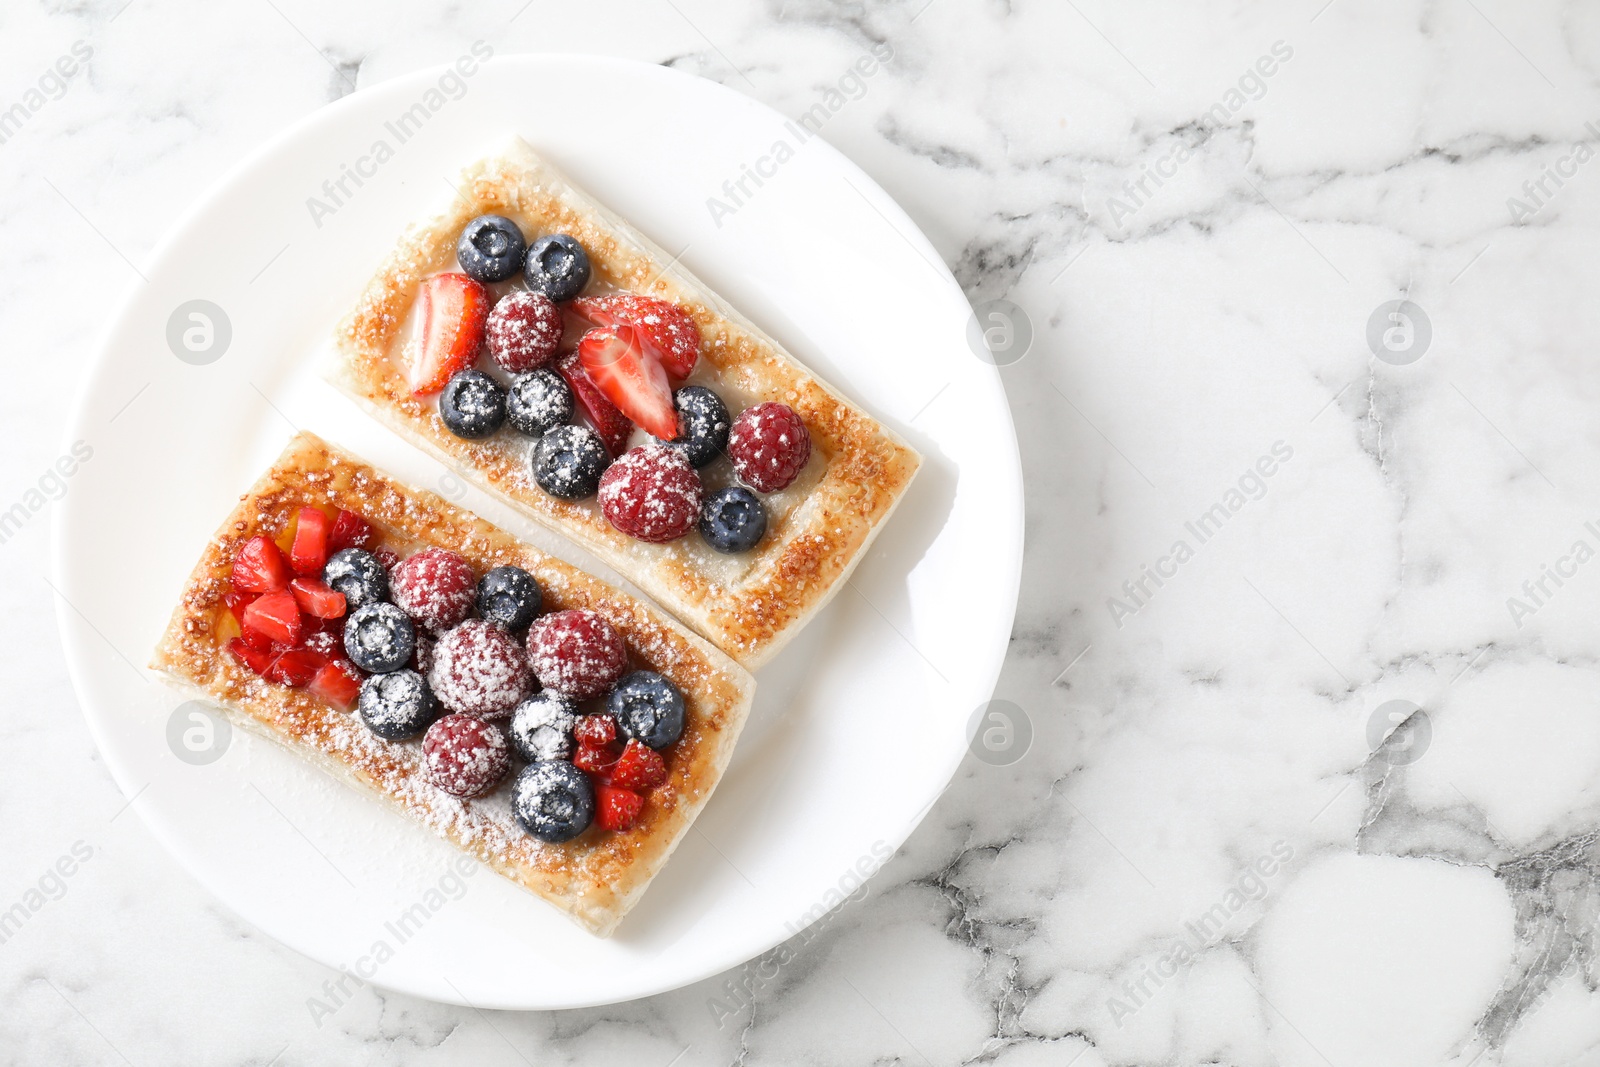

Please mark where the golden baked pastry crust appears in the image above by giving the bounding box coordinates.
[149,432,755,937]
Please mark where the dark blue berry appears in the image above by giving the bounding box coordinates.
[323,548,389,609]
[512,760,595,842]
[439,369,506,439]
[506,368,573,437]
[523,234,590,302]
[699,486,767,554]
[457,215,526,284]
[476,565,542,630]
[606,671,685,750]
[532,424,609,500]
[508,691,578,762]
[343,602,416,674]
[358,669,438,740]
[665,385,730,468]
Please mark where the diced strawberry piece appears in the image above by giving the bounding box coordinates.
[242,590,302,646]
[610,739,668,792]
[594,785,645,832]
[289,507,330,576]
[407,272,489,396]
[577,325,679,440]
[309,661,362,710]
[571,295,701,379]
[227,637,274,676]
[302,628,344,660]
[224,590,258,623]
[265,647,325,688]
[289,577,346,619]
[557,352,634,457]
[237,625,274,654]
[231,535,289,593]
[575,714,617,748]
[573,743,618,775]
[327,509,375,552]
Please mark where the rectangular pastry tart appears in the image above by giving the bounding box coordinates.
[150,432,755,936]
[329,138,921,670]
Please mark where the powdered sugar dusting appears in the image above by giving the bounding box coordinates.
[428,619,531,719]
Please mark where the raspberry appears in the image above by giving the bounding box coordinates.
[597,444,702,543]
[485,290,562,374]
[428,619,531,719]
[527,609,627,700]
[391,547,476,633]
[728,402,811,493]
[422,714,509,799]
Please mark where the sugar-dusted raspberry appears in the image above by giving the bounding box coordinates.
[485,290,562,373]
[727,402,811,493]
[429,619,532,719]
[391,547,476,633]
[597,444,703,543]
[526,609,627,700]
[422,714,510,798]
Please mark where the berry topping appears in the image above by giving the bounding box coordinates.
[439,369,507,440]
[456,214,526,284]
[390,548,477,633]
[476,565,542,630]
[597,444,703,543]
[289,507,331,576]
[606,671,685,750]
[610,738,669,792]
[227,637,274,676]
[699,485,768,554]
[573,740,619,775]
[423,714,510,799]
[265,647,325,688]
[225,589,257,624]
[232,535,289,593]
[428,619,532,719]
[594,785,645,832]
[728,402,812,493]
[527,609,628,700]
[506,368,574,438]
[322,548,390,609]
[531,424,610,500]
[343,602,416,674]
[665,385,730,468]
[289,577,347,619]
[575,714,617,748]
[508,691,578,763]
[309,660,363,712]
[523,234,591,302]
[411,629,435,675]
[512,760,595,842]
[302,626,345,661]
[485,290,562,373]
[372,547,401,571]
[242,590,302,646]
[577,325,679,440]
[571,294,701,379]
[556,353,634,457]
[327,509,375,552]
[357,668,438,739]
[407,272,489,396]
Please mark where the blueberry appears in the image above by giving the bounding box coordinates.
[323,548,389,609]
[343,602,416,674]
[456,215,526,284]
[476,565,542,630]
[439,369,506,439]
[699,486,767,554]
[358,669,439,740]
[665,386,730,468]
[523,234,591,302]
[606,671,685,750]
[532,424,609,500]
[508,691,578,762]
[506,368,574,437]
[512,760,595,843]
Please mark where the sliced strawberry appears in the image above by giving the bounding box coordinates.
[594,785,645,832]
[289,577,346,620]
[575,714,617,749]
[289,507,331,576]
[242,590,302,646]
[577,325,679,440]
[265,647,325,688]
[232,535,289,593]
[309,661,362,710]
[407,272,489,396]
[327,509,375,552]
[224,589,258,623]
[236,624,274,655]
[610,739,668,792]
[227,637,274,676]
[573,743,619,776]
[557,352,635,457]
[571,295,701,379]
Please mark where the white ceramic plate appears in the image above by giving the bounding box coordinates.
[52,55,1022,1009]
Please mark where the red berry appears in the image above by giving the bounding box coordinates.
[597,444,702,543]
[309,660,362,711]
[289,507,330,576]
[232,535,289,593]
[407,272,489,396]
[236,624,273,654]
[289,577,346,620]
[575,714,617,748]
[571,295,701,379]
[227,637,274,676]
[265,647,325,688]
[485,290,562,373]
[224,589,257,623]
[242,590,302,646]
[526,609,627,700]
[328,509,375,552]
[423,714,510,799]
[411,629,436,675]
[577,325,679,440]
[728,402,812,493]
[610,739,668,792]
[594,785,644,832]
[557,352,634,457]
[573,743,618,775]
[372,547,401,571]
[428,620,531,719]
[302,628,343,660]
[391,547,476,632]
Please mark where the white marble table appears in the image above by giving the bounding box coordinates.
[5,1,1599,1063]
